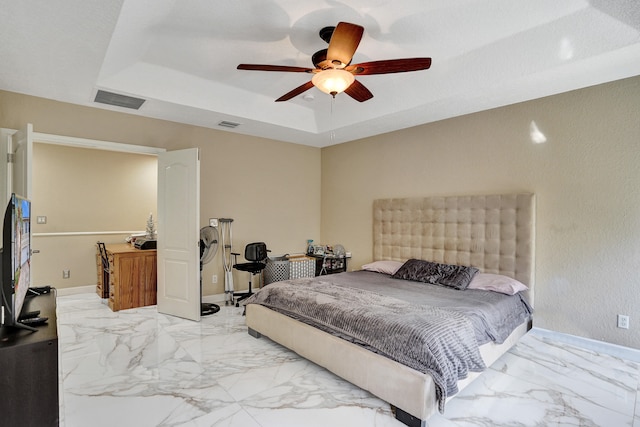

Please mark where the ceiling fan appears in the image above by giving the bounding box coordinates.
[237,22,432,102]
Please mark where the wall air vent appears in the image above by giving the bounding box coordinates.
[94,90,146,110]
[218,121,241,129]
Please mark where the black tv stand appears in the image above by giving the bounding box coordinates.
[0,290,58,426]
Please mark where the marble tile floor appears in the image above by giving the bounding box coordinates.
[57,293,640,427]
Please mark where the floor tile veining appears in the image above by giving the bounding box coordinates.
[57,294,640,426]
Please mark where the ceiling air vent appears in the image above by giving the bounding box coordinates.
[94,90,146,110]
[218,121,241,129]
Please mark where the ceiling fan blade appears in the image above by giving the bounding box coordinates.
[237,64,314,73]
[275,81,315,102]
[344,80,373,102]
[326,22,364,66]
[346,58,432,75]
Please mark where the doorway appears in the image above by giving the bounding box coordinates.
[31,141,160,289]
[4,127,202,322]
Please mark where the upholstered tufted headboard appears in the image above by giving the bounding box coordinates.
[373,193,535,293]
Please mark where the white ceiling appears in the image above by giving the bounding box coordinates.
[1,0,639,147]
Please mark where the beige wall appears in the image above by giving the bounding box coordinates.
[0,90,321,296]
[32,143,157,288]
[321,75,640,349]
[2,74,639,349]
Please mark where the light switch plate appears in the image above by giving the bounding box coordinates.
[209,218,218,227]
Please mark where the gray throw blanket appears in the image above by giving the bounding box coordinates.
[245,278,486,412]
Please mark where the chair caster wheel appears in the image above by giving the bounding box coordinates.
[235,302,240,307]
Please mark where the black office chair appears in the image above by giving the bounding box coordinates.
[232,242,268,307]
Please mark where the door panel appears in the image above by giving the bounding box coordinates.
[0,129,11,206]
[3,124,33,287]
[12,123,33,199]
[156,148,200,321]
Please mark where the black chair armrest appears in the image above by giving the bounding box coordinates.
[231,252,240,265]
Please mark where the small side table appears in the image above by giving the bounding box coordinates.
[310,254,351,276]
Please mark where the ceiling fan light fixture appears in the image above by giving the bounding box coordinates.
[311,69,355,97]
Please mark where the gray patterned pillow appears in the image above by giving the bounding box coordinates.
[392,259,479,290]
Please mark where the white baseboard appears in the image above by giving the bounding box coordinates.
[202,293,227,304]
[202,290,250,304]
[53,287,249,302]
[55,285,96,297]
[531,327,640,363]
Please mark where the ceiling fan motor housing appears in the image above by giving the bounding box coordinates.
[312,49,328,68]
[319,26,335,43]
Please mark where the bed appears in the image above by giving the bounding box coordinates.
[245,193,535,427]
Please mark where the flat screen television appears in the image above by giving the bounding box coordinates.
[0,193,32,331]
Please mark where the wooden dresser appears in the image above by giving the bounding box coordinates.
[97,243,157,311]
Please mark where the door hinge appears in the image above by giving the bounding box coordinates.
[7,153,14,163]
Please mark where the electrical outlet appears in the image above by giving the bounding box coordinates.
[37,216,47,224]
[63,269,70,279]
[212,274,218,284]
[617,314,629,329]
[209,218,218,227]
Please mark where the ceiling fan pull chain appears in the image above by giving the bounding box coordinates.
[330,96,336,142]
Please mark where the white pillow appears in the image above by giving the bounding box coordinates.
[467,273,528,295]
[361,260,404,275]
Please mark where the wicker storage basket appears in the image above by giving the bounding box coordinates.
[263,255,315,285]
[263,256,290,285]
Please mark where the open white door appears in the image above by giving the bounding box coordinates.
[0,129,10,206]
[1,124,33,204]
[157,148,200,321]
[11,123,33,200]
[0,124,34,286]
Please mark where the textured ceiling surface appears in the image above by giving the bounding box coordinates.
[1,0,639,147]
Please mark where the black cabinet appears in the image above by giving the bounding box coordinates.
[0,291,59,427]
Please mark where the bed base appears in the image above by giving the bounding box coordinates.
[246,304,531,427]
[246,193,535,425]
[247,327,262,339]
[393,406,426,427]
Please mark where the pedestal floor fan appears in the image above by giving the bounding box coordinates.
[200,226,220,316]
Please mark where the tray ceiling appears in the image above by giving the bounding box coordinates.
[1,0,639,147]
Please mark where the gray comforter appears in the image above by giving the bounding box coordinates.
[245,271,532,412]
[324,270,533,345]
